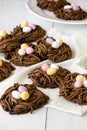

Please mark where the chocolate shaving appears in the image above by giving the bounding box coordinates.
[0,83,49,114]
[37,0,69,11]
[0,25,46,52]
[35,37,72,62]
[0,60,15,82]
[59,73,87,105]
[5,44,42,67]
[28,66,70,88]
[54,7,87,20]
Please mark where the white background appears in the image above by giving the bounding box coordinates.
[0,0,87,130]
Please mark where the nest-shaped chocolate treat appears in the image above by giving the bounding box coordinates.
[37,0,69,11]
[35,37,72,62]
[0,83,49,114]
[0,21,46,52]
[5,43,42,67]
[59,73,87,105]
[28,63,71,88]
[0,59,15,82]
[54,5,87,20]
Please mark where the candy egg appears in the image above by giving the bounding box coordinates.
[72,5,80,11]
[52,41,60,49]
[12,90,21,99]
[21,43,29,50]
[26,47,34,54]
[21,20,28,28]
[0,31,7,37]
[64,5,72,9]
[23,26,32,33]
[18,86,28,93]
[57,39,63,46]
[47,68,57,76]
[76,75,86,82]
[74,81,83,88]
[18,49,26,56]
[0,59,3,67]
[71,3,80,11]
[29,23,36,30]
[41,63,49,72]
[21,91,29,100]
[50,64,59,70]
[46,38,54,45]
[83,80,87,88]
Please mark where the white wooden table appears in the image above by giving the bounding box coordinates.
[0,0,87,130]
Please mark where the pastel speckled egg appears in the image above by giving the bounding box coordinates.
[83,80,87,88]
[12,90,21,99]
[41,63,49,72]
[26,47,34,54]
[50,64,59,70]
[46,38,54,45]
[0,31,7,37]
[21,91,29,100]
[21,43,29,50]
[47,68,57,76]
[18,86,28,93]
[18,49,26,56]
[64,5,72,9]
[76,75,86,82]
[52,41,60,49]
[29,23,36,30]
[0,59,3,67]
[21,20,28,28]
[74,81,83,88]
[23,26,32,33]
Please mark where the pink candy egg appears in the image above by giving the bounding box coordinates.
[18,86,28,93]
[26,47,34,54]
[74,81,83,88]
[29,23,36,30]
[41,63,49,72]
[71,3,79,11]
[46,38,54,45]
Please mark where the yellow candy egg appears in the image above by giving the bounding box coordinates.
[21,91,29,100]
[76,75,86,82]
[47,68,57,76]
[0,31,7,37]
[57,39,63,46]
[21,43,29,50]
[21,20,28,28]
[0,59,2,66]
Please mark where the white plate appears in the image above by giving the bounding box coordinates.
[26,0,87,25]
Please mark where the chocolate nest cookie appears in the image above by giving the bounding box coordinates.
[35,37,72,62]
[0,59,15,82]
[0,83,49,114]
[37,0,69,11]
[5,43,42,66]
[28,63,71,88]
[0,21,46,52]
[59,73,87,105]
[54,4,87,20]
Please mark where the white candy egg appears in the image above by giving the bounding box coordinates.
[64,5,72,9]
[83,80,87,88]
[52,41,60,49]
[12,90,21,99]
[23,26,32,33]
[18,49,26,56]
[50,64,59,70]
